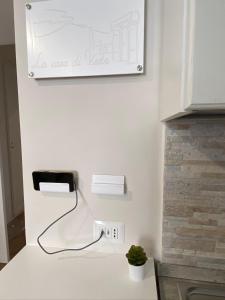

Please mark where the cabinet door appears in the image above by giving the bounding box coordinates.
[192,0,225,107]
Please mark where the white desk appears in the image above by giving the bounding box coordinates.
[0,246,158,300]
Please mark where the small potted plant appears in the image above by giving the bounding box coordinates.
[126,245,148,282]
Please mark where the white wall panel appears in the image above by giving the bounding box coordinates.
[14,0,163,259]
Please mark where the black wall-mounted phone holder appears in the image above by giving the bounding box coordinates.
[32,171,75,192]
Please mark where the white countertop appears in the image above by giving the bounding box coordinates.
[0,246,158,300]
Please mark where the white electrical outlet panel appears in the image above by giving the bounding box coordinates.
[94,221,125,244]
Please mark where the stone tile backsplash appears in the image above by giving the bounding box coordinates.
[163,117,225,270]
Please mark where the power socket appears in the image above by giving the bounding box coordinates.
[94,221,125,244]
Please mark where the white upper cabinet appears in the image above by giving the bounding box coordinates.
[160,0,225,121]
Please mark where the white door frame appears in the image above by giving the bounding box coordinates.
[0,47,11,263]
[0,45,25,263]
[0,93,10,263]
[0,165,9,263]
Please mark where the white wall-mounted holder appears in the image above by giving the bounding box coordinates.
[92,175,125,196]
[39,182,70,193]
[25,0,145,79]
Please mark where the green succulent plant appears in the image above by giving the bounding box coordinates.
[126,245,148,266]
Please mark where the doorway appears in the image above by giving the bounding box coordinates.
[0,45,25,265]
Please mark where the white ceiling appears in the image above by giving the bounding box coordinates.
[0,0,15,45]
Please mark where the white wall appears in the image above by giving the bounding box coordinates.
[14,0,163,259]
[0,0,14,45]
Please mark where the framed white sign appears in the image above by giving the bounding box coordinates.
[25,0,145,79]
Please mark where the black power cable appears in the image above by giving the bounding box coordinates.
[37,184,104,255]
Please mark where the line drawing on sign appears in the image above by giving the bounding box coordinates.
[89,11,140,65]
[30,8,141,68]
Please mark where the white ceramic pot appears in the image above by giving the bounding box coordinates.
[128,263,145,282]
